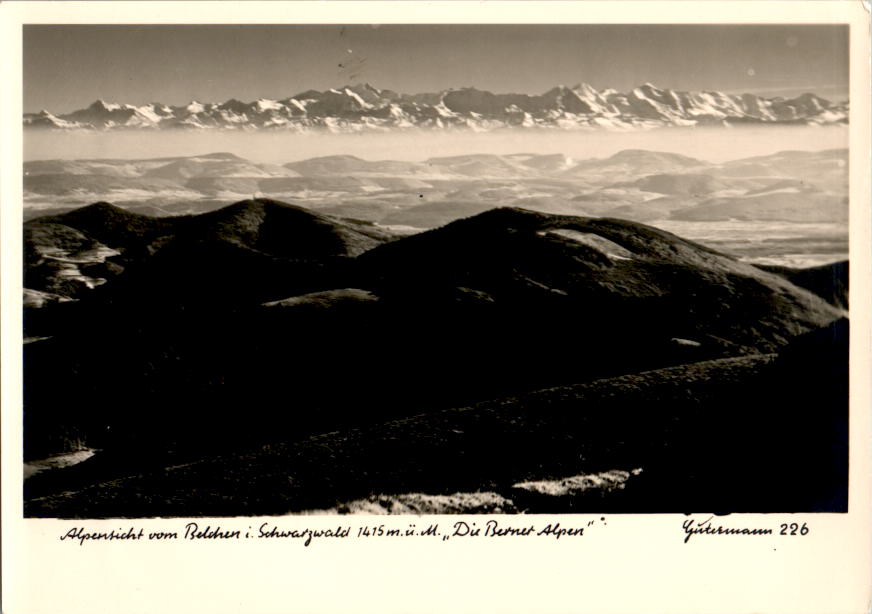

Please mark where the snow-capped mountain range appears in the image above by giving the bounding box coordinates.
[24,82,848,132]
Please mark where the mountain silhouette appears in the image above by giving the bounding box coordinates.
[24,199,397,316]
[23,83,848,132]
[360,207,840,351]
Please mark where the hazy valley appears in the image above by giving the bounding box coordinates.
[25,141,849,269]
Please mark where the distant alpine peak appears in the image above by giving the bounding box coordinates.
[573,82,599,94]
[90,99,122,111]
[345,82,380,93]
[25,82,848,133]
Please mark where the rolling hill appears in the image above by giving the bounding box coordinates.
[24,149,848,249]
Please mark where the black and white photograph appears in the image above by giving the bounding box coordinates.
[3,3,871,614]
[17,21,853,518]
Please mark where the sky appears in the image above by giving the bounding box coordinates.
[24,24,849,113]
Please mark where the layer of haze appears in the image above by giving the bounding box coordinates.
[24,126,848,165]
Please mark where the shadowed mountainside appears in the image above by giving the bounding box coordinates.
[25,199,395,306]
[359,207,841,352]
[22,199,847,515]
[758,260,848,309]
[24,318,847,517]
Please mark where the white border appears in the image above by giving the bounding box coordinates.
[2,3,870,614]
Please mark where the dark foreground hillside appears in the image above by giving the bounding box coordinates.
[22,200,848,516]
[758,260,848,309]
[25,319,847,517]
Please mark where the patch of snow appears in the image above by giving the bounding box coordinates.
[343,88,373,109]
[542,229,635,260]
[24,336,54,344]
[512,468,643,496]
[375,224,424,235]
[132,105,162,124]
[741,186,802,197]
[256,98,283,112]
[298,491,513,515]
[24,448,97,479]
[24,289,75,309]
[434,102,457,118]
[218,110,249,124]
[288,99,308,113]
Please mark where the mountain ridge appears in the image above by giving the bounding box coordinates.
[24,82,848,132]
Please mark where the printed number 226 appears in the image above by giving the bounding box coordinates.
[780,523,809,536]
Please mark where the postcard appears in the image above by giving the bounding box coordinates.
[2,2,869,613]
